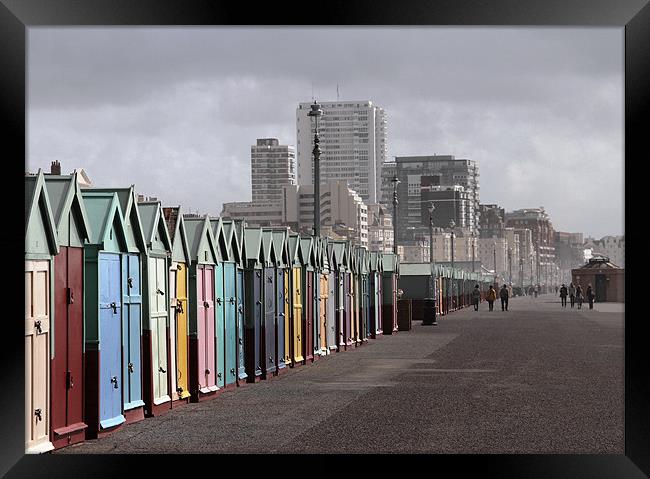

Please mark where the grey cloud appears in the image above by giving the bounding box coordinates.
[27,27,623,238]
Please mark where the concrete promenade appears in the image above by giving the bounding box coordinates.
[57,295,624,454]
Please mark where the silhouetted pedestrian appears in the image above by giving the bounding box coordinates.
[568,282,576,308]
[487,285,497,311]
[586,284,595,309]
[472,284,481,311]
[559,284,568,308]
[500,284,509,311]
[576,284,583,309]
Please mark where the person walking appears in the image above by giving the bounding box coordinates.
[586,284,595,309]
[487,285,497,311]
[559,283,568,308]
[472,284,481,311]
[576,284,583,309]
[500,284,510,311]
[568,282,576,308]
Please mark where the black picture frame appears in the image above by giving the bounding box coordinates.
[3,0,647,477]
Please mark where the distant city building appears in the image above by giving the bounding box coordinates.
[583,235,624,268]
[381,155,480,245]
[479,203,505,239]
[282,180,368,247]
[420,184,472,230]
[251,138,296,204]
[367,203,394,253]
[505,207,556,285]
[220,201,284,227]
[478,237,508,276]
[513,227,536,286]
[504,227,521,284]
[296,100,387,204]
[555,231,585,283]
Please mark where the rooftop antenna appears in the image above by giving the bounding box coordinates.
[311,82,314,101]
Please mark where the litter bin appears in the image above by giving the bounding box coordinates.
[422,298,437,325]
[397,299,412,331]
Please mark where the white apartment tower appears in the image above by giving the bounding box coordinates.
[296,100,388,204]
[251,138,296,204]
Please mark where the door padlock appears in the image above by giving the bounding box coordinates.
[34,320,42,334]
[230,368,235,375]
[128,362,134,373]
[217,372,222,379]
[157,288,165,296]
[159,366,166,374]
[204,301,210,308]
[127,277,133,288]
[216,298,222,305]
[205,369,210,375]
[176,299,183,314]
[110,302,117,314]
[238,338,243,345]
[229,297,235,304]
[111,376,118,388]
[34,409,42,422]
[269,357,274,363]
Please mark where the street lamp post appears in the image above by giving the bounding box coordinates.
[471,232,476,273]
[308,100,323,238]
[391,175,400,255]
[450,220,455,310]
[493,241,497,284]
[508,247,512,285]
[423,203,437,325]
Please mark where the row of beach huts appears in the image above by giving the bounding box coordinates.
[25,170,403,453]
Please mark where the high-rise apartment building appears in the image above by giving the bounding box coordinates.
[381,155,480,243]
[296,100,387,204]
[251,138,296,203]
[479,204,506,239]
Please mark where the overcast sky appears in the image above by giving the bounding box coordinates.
[27,27,623,239]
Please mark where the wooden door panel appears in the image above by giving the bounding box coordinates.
[175,264,189,398]
[67,247,84,425]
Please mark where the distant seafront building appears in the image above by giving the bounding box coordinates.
[296,100,388,204]
[505,207,555,284]
[583,235,625,267]
[381,155,480,243]
[251,138,296,204]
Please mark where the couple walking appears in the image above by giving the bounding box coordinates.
[473,284,509,312]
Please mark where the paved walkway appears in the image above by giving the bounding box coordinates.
[57,295,624,454]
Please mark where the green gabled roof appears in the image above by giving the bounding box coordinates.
[331,241,346,270]
[25,170,59,255]
[137,201,172,253]
[321,238,331,272]
[43,173,92,245]
[80,191,129,251]
[87,185,147,253]
[359,248,370,274]
[243,227,263,267]
[287,233,304,267]
[183,215,219,264]
[163,206,192,265]
[260,229,278,266]
[299,235,314,267]
[210,217,230,262]
[271,229,288,267]
[221,220,243,266]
